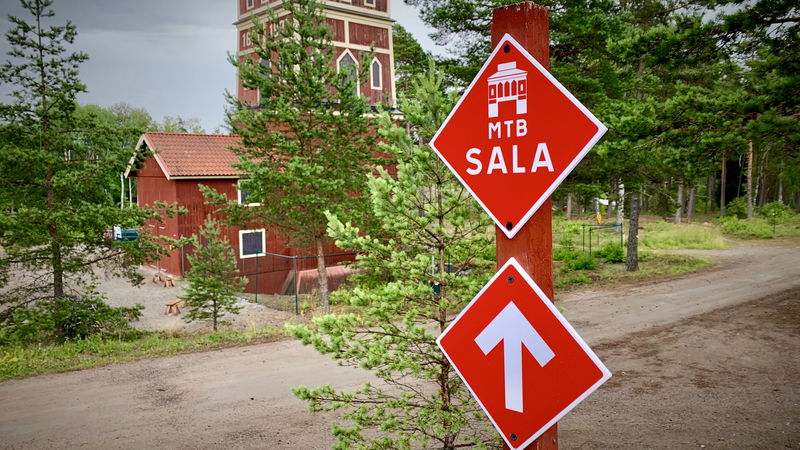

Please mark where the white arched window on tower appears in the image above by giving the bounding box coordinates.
[337,50,359,97]
[370,58,382,90]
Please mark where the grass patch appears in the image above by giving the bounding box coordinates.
[639,221,727,250]
[554,252,713,291]
[717,216,800,239]
[0,326,287,381]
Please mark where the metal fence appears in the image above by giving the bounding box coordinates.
[581,223,623,255]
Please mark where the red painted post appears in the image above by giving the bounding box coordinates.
[492,3,558,449]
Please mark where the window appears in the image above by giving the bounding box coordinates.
[337,50,359,97]
[237,180,260,206]
[364,0,375,7]
[370,58,382,90]
[239,229,265,258]
[246,0,254,10]
[260,57,271,72]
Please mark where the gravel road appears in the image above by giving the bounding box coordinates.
[1,246,798,449]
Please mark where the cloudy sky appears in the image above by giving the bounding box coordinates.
[0,0,443,132]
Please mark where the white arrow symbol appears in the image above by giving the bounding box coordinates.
[475,301,555,412]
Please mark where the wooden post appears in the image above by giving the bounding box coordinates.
[492,3,558,449]
[747,141,754,219]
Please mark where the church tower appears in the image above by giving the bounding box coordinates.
[234,0,396,107]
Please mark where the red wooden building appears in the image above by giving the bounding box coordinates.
[124,1,396,295]
[125,132,353,295]
[236,0,396,107]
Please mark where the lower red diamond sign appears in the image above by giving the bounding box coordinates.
[437,258,611,449]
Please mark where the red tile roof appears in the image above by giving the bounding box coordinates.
[137,132,244,179]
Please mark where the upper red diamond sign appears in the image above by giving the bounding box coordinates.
[429,34,607,238]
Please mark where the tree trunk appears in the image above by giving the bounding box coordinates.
[778,176,783,203]
[566,192,573,221]
[315,237,330,314]
[616,183,625,224]
[626,192,640,272]
[720,150,727,217]
[46,166,64,299]
[706,174,714,213]
[674,179,684,224]
[212,301,218,332]
[606,183,614,223]
[758,147,769,208]
[747,141,754,219]
[687,185,697,223]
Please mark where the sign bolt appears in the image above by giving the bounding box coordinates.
[507,276,514,283]
[505,221,513,230]
[503,44,511,53]
[510,433,517,441]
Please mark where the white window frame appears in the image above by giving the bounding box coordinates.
[370,58,382,90]
[237,180,261,206]
[239,229,266,259]
[336,49,360,97]
[246,0,255,10]
[364,0,375,7]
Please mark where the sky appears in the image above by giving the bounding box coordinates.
[0,0,444,133]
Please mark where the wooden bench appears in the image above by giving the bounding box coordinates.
[164,299,184,316]
[152,273,176,287]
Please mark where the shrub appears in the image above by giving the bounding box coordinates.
[555,272,589,289]
[0,292,143,345]
[595,243,624,263]
[718,217,774,238]
[562,252,597,272]
[553,247,579,261]
[725,196,749,219]
[760,201,794,222]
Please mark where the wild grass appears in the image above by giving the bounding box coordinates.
[0,326,286,381]
[554,252,712,291]
[717,216,800,239]
[639,221,727,250]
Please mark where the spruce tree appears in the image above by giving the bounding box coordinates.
[288,66,498,449]
[179,219,247,332]
[223,0,381,314]
[0,0,167,320]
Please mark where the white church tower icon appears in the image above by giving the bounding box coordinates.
[488,62,528,118]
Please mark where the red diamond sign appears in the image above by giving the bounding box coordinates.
[437,258,611,449]
[429,34,607,238]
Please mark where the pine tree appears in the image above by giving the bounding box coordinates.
[0,0,167,320]
[222,0,382,314]
[179,219,247,332]
[288,66,499,449]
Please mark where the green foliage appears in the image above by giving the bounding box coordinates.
[0,0,174,322]
[717,217,774,239]
[725,196,750,219]
[156,115,205,134]
[554,272,590,289]
[0,326,285,380]
[562,253,598,272]
[553,247,578,262]
[595,243,624,263]
[760,201,795,222]
[0,291,143,345]
[392,24,430,97]
[222,0,383,312]
[639,221,727,250]
[180,219,247,331]
[288,66,497,448]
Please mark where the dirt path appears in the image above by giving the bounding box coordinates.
[1,246,799,449]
